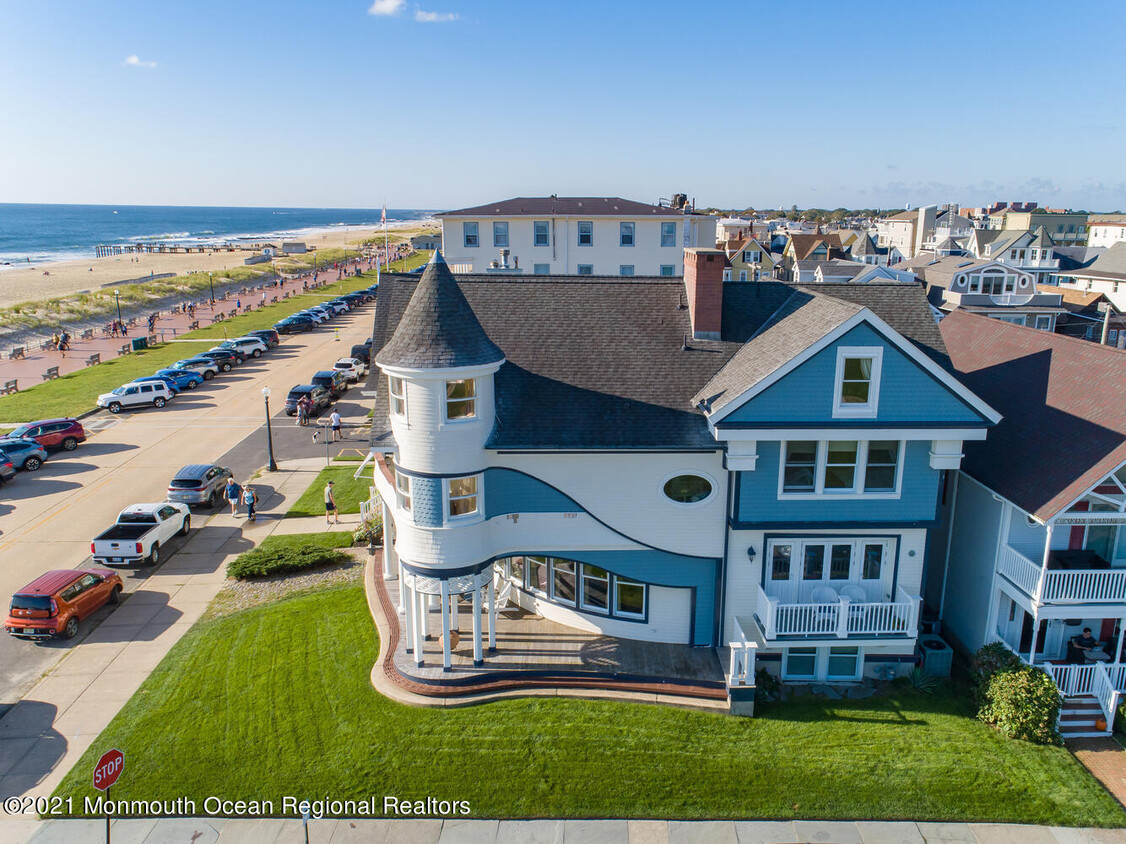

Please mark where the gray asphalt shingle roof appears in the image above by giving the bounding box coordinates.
[436,197,682,218]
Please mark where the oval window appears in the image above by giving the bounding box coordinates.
[663,475,713,504]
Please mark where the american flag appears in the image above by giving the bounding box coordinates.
[381,205,386,224]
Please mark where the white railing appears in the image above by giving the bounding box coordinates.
[1044,662,1126,732]
[1044,663,1096,697]
[1091,663,1121,733]
[727,617,758,689]
[1042,569,1126,603]
[757,585,919,639]
[998,544,1042,596]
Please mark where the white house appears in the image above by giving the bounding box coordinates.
[437,196,717,277]
[1088,218,1126,249]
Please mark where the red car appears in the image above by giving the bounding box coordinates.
[7,418,86,452]
[5,569,123,640]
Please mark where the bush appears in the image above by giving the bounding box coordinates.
[227,536,352,579]
[754,668,783,701]
[979,665,1062,745]
[970,642,1023,707]
[352,516,383,547]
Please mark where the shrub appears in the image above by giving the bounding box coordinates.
[754,667,783,701]
[979,666,1062,745]
[227,538,351,579]
[970,642,1023,706]
[909,667,942,694]
[352,516,383,547]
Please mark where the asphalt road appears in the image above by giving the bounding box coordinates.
[0,302,377,705]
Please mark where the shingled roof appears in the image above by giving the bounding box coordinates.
[436,197,682,218]
[940,310,1126,521]
[374,250,505,370]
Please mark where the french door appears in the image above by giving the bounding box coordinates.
[766,538,892,604]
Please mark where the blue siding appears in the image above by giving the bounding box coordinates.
[735,440,940,525]
[484,468,583,519]
[411,476,443,528]
[539,548,718,646]
[720,323,987,427]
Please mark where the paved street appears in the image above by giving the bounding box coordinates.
[0,298,376,706]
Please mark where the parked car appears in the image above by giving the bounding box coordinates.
[219,336,269,358]
[155,368,204,390]
[333,357,365,382]
[298,309,329,325]
[207,346,247,364]
[0,457,18,486]
[349,344,371,366]
[325,300,349,314]
[0,439,49,471]
[341,293,367,306]
[311,369,349,399]
[130,374,182,394]
[97,381,174,413]
[5,569,124,640]
[166,463,233,508]
[170,357,220,380]
[91,502,191,567]
[197,349,240,372]
[274,316,315,335]
[246,329,280,348]
[284,385,332,416]
[5,418,86,452]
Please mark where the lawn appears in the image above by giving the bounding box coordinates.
[0,252,427,422]
[285,464,374,517]
[52,584,1126,824]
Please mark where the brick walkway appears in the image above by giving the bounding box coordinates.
[1069,737,1126,806]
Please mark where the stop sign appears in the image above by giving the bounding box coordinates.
[93,748,124,791]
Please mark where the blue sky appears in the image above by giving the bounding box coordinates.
[1,0,1124,211]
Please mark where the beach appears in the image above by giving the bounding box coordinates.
[0,220,436,309]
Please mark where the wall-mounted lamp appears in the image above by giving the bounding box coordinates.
[747,546,757,562]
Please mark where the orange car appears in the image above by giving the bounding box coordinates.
[5,569,123,640]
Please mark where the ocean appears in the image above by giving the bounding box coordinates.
[0,203,437,266]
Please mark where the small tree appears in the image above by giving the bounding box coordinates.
[979,666,1062,745]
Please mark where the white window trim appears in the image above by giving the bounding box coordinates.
[660,470,718,508]
[550,559,577,606]
[395,470,412,513]
[579,564,611,615]
[832,346,883,418]
[389,375,407,418]
[444,378,477,422]
[778,440,905,500]
[614,575,647,618]
[443,473,482,522]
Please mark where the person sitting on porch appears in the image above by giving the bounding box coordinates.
[1073,628,1101,660]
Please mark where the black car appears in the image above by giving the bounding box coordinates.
[311,370,348,399]
[349,344,371,366]
[341,293,367,306]
[197,349,241,372]
[247,329,281,348]
[275,316,315,335]
[284,385,332,417]
[209,345,247,364]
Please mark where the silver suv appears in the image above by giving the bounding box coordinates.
[166,463,233,507]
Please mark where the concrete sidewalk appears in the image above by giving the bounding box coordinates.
[0,458,339,805]
[15,817,1126,844]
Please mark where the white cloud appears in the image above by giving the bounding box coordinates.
[414,9,458,22]
[368,0,406,15]
[124,54,157,69]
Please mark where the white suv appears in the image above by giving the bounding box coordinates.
[220,336,269,358]
[97,382,175,414]
[333,358,366,382]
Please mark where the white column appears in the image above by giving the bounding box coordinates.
[380,502,395,580]
[451,590,460,632]
[1029,615,1040,666]
[411,584,425,666]
[1117,618,1126,664]
[440,580,452,671]
[401,576,412,647]
[488,577,497,651]
[472,585,484,666]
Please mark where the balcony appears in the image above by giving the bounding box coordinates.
[755,585,920,640]
[998,544,1126,604]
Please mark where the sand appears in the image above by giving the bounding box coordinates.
[0,221,438,309]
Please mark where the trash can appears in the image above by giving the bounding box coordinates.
[131,337,148,351]
[918,634,953,678]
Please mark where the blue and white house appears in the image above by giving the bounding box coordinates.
[366,248,998,707]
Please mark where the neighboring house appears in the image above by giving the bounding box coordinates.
[876,211,917,258]
[792,259,868,284]
[1001,210,1089,245]
[437,196,717,276]
[1058,241,1126,297]
[779,233,847,279]
[971,227,1061,286]
[920,208,973,253]
[717,218,754,246]
[366,250,997,711]
[410,232,442,251]
[723,238,777,281]
[904,255,1065,330]
[1087,215,1126,249]
[1054,288,1126,348]
[846,233,900,266]
[933,312,1126,735]
[876,206,970,259]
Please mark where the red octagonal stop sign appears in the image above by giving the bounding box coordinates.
[93,748,124,791]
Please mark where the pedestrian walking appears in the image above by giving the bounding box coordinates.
[242,485,259,522]
[329,409,343,442]
[51,331,60,351]
[296,396,309,427]
[325,480,338,526]
[111,321,120,338]
[224,477,242,516]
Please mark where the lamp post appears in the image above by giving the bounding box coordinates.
[262,387,278,472]
[208,271,215,305]
[114,290,123,326]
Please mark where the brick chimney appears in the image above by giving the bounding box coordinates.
[684,247,725,340]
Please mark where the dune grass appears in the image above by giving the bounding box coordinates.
[51,584,1126,824]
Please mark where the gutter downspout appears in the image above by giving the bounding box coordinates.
[938,470,960,619]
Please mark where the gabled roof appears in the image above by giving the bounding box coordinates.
[941,310,1126,521]
[786,233,845,260]
[375,250,505,370]
[1062,241,1126,280]
[885,211,917,222]
[436,197,682,218]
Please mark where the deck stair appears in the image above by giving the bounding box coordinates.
[1059,695,1112,738]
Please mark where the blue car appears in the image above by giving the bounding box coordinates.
[131,375,183,394]
[0,438,49,471]
[155,369,204,390]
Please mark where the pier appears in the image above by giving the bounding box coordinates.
[93,242,274,258]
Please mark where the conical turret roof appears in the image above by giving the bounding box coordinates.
[375,250,505,369]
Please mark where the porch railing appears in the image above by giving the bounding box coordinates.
[1043,663,1096,697]
[727,616,758,689]
[757,585,920,639]
[998,544,1041,597]
[1043,662,1124,732]
[1091,663,1121,733]
[998,544,1126,604]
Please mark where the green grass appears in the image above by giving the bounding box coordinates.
[0,253,427,421]
[226,531,355,579]
[239,531,356,553]
[52,584,1126,824]
[285,465,373,517]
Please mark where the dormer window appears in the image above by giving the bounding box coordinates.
[833,347,882,418]
[389,376,406,417]
[445,378,476,420]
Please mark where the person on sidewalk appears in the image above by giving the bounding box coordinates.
[329,409,342,442]
[325,481,338,526]
[242,485,259,522]
[224,477,242,516]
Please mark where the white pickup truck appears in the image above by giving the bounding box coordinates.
[91,503,191,566]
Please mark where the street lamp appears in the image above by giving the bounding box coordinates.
[114,289,123,326]
[262,387,278,472]
[208,271,215,305]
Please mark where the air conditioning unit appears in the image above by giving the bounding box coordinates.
[918,634,953,678]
